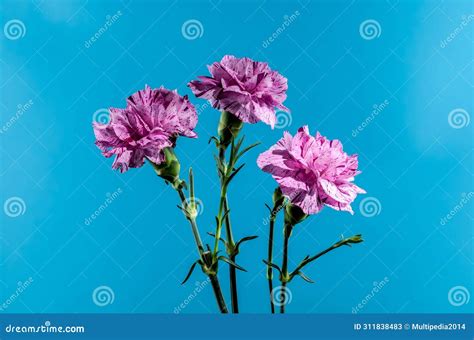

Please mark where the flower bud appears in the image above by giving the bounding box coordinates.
[272,187,285,208]
[217,111,243,149]
[346,234,363,244]
[151,147,183,189]
[284,203,308,226]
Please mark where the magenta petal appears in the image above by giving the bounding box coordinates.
[188,55,288,127]
[92,86,198,173]
[257,126,365,215]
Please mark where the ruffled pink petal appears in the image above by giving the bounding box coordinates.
[257,126,365,215]
[284,186,323,215]
[93,85,198,173]
[188,55,288,127]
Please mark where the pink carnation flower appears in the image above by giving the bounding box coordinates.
[257,126,365,215]
[93,85,198,173]
[188,55,289,128]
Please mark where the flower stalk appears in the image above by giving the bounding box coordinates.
[152,149,228,313]
[212,111,258,313]
[279,203,307,313]
[266,188,285,313]
[276,203,363,313]
[289,234,363,277]
[280,220,293,314]
[93,60,367,315]
[218,144,240,313]
[216,111,241,313]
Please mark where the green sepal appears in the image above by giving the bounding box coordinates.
[284,203,308,226]
[217,111,243,149]
[150,147,184,189]
[272,187,285,208]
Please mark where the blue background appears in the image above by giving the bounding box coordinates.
[0,0,472,314]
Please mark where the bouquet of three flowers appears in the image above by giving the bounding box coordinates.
[93,55,365,313]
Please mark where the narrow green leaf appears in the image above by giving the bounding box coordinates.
[207,232,226,245]
[225,163,245,185]
[236,142,261,160]
[213,154,225,170]
[262,260,282,275]
[208,136,219,145]
[222,209,230,222]
[229,138,236,164]
[181,261,199,284]
[235,235,258,251]
[189,168,195,203]
[219,256,247,272]
[234,136,245,155]
[295,271,314,283]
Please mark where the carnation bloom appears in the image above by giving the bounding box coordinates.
[93,85,198,173]
[257,126,365,215]
[188,55,289,128]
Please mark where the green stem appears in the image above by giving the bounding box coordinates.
[228,245,239,313]
[220,148,235,249]
[280,222,293,314]
[177,186,228,313]
[213,111,246,313]
[177,189,204,254]
[267,188,285,314]
[213,185,227,254]
[219,146,240,313]
[209,274,228,314]
[291,234,363,276]
[267,211,276,313]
